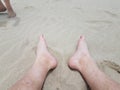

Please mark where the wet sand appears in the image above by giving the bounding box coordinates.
[0,0,120,90]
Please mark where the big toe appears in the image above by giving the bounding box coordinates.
[38,35,47,49]
[77,36,85,48]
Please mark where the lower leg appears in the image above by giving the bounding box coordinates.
[4,0,16,17]
[9,35,57,90]
[68,36,120,90]
[0,0,6,12]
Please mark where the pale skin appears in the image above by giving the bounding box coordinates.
[9,35,57,90]
[0,0,16,18]
[9,35,120,90]
[68,36,120,90]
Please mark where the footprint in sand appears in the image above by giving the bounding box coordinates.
[0,21,7,27]
[0,17,20,30]
[85,20,112,24]
[7,17,20,27]
[24,6,34,10]
[101,60,120,73]
[0,13,8,28]
[104,10,119,18]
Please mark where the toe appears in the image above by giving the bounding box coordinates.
[80,35,85,40]
[77,35,85,49]
[39,35,47,48]
[79,36,85,44]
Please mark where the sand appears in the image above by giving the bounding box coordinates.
[0,0,120,90]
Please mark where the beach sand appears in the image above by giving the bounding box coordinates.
[0,0,120,90]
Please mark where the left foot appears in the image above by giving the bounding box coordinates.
[35,35,57,70]
[8,35,57,90]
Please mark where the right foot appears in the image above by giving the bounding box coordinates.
[3,0,16,18]
[8,11,16,18]
[68,36,93,71]
[0,1,6,12]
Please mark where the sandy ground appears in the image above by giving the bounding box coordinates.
[0,0,120,90]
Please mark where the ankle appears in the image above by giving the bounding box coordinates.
[35,56,57,71]
[34,59,50,70]
[78,55,97,72]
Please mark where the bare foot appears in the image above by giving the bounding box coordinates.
[35,35,57,70]
[8,10,16,18]
[68,36,92,71]
[8,35,57,90]
[0,1,6,12]
[68,36,120,90]
[3,0,16,18]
